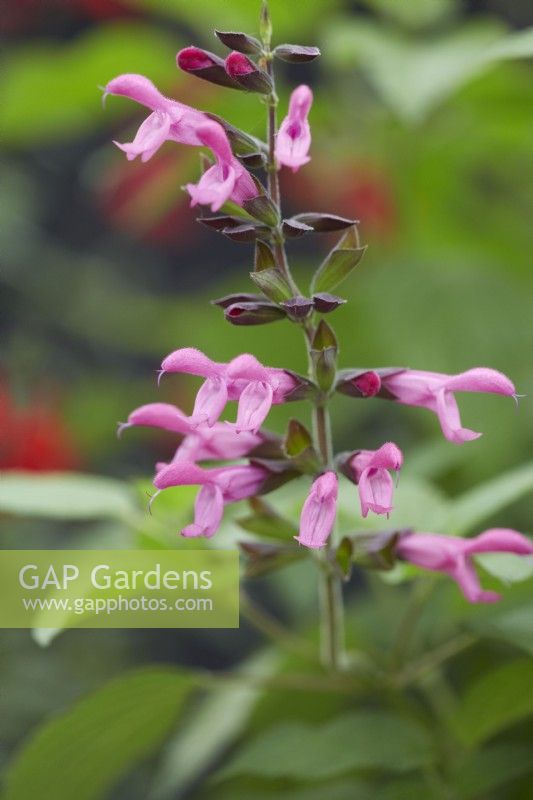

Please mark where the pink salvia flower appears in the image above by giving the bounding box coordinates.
[295,471,338,549]
[104,74,256,210]
[119,402,262,462]
[380,368,516,444]
[186,122,257,212]
[153,461,269,538]
[397,529,533,603]
[275,85,313,172]
[159,348,298,433]
[350,442,403,518]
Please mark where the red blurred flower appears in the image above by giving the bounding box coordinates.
[0,386,81,471]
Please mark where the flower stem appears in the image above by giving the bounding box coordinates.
[262,31,346,672]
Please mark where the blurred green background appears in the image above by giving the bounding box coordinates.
[2,1,533,798]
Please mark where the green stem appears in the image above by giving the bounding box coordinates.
[262,38,346,673]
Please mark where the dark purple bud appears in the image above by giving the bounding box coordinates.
[225,52,273,94]
[312,293,347,313]
[211,292,265,309]
[291,213,357,232]
[335,369,382,398]
[273,44,321,63]
[215,30,263,55]
[282,370,319,402]
[177,47,243,90]
[282,218,314,238]
[224,302,286,326]
[281,296,314,320]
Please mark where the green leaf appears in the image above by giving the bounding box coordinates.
[3,24,181,145]
[311,235,366,294]
[0,471,138,522]
[471,604,533,656]
[454,659,533,746]
[325,19,533,123]
[3,667,193,800]
[250,268,292,303]
[216,711,434,781]
[254,240,277,271]
[150,651,279,800]
[443,460,533,534]
[451,744,533,799]
[211,780,373,800]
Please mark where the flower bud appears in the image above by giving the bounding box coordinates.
[224,301,287,326]
[312,293,347,313]
[274,44,321,63]
[225,52,273,94]
[177,47,242,90]
[215,30,263,55]
[281,296,314,320]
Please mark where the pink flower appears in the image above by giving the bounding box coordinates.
[397,529,533,603]
[153,461,269,538]
[119,402,262,462]
[159,348,298,433]
[104,73,256,211]
[186,122,257,212]
[295,471,338,549]
[380,368,517,444]
[350,442,403,518]
[275,85,313,172]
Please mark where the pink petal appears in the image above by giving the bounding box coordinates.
[275,85,313,172]
[114,110,171,162]
[444,368,516,396]
[154,462,210,490]
[234,381,273,433]
[181,483,224,538]
[187,163,236,212]
[295,471,338,549]
[466,528,533,556]
[125,402,191,434]
[160,347,223,378]
[105,73,169,112]
[225,51,255,77]
[189,376,228,427]
[358,468,394,518]
[227,353,269,383]
[435,388,481,444]
[177,46,217,72]
[449,556,501,603]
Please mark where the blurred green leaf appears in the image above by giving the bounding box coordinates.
[216,711,434,781]
[0,471,138,522]
[150,650,280,800]
[3,667,193,800]
[451,743,533,798]
[454,659,533,746]
[471,604,533,656]
[3,24,181,145]
[210,779,373,800]
[326,19,533,123]
[443,460,533,534]
[359,0,458,30]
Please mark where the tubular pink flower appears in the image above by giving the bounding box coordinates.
[104,74,256,210]
[186,121,257,212]
[159,348,298,433]
[397,529,533,603]
[189,376,228,428]
[380,368,516,444]
[182,484,224,538]
[275,85,313,172]
[350,442,403,518]
[295,471,338,549]
[153,461,269,538]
